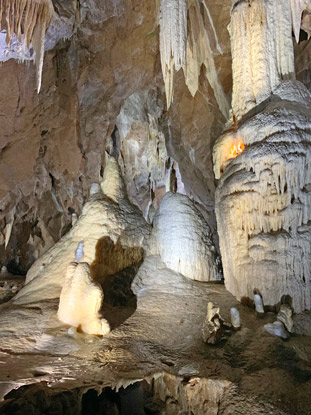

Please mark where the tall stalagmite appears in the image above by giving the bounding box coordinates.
[214,0,311,312]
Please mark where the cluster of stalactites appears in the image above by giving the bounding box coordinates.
[0,0,54,92]
[230,0,296,118]
[159,0,229,117]
[159,0,187,108]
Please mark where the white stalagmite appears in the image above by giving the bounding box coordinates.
[159,0,229,116]
[230,307,241,329]
[0,0,54,92]
[151,192,221,282]
[254,294,264,314]
[214,0,311,313]
[57,261,110,336]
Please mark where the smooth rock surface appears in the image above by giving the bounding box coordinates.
[152,192,221,282]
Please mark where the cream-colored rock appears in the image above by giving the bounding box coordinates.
[230,0,295,119]
[57,261,110,336]
[159,0,229,116]
[151,192,220,282]
[202,302,223,344]
[115,89,185,221]
[13,157,150,305]
[214,82,311,313]
[214,0,311,313]
[277,304,293,333]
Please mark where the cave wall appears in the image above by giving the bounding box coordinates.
[1,0,310,274]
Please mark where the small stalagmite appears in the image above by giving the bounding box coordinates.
[202,302,223,344]
[277,304,293,333]
[230,307,241,330]
[57,260,110,336]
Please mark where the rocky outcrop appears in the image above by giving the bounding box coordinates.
[151,192,221,282]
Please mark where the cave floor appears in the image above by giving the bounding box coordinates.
[0,256,311,414]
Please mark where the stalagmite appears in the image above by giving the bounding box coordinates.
[214,0,311,313]
[57,260,110,336]
[277,304,293,333]
[13,157,150,305]
[202,302,223,344]
[151,192,221,282]
[254,294,264,315]
[75,241,84,262]
[230,307,240,330]
[0,0,54,92]
[264,321,289,340]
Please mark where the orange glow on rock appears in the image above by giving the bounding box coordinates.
[220,137,245,173]
[229,138,245,159]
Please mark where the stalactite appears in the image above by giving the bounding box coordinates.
[159,0,229,117]
[160,0,187,108]
[289,0,311,43]
[0,0,54,92]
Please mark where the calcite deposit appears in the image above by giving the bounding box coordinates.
[0,0,55,91]
[57,261,110,336]
[152,192,221,282]
[1,0,311,413]
[115,88,185,221]
[214,0,311,312]
[13,157,150,304]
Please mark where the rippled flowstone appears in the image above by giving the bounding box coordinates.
[214,0,311,313]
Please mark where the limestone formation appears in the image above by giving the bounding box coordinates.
[277,305,293,333]
[115,89,185,221]
[254,294,264,315]
[202,301,223,344]
[230,0,295,119]
[230,307,241,330]
[264,321,290,340]
[13,157,150,304]
[0,0,55,91]
[152,192,221,282]
[214,0,311,313]
[159,0,229,116]
[57,261,110,336]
